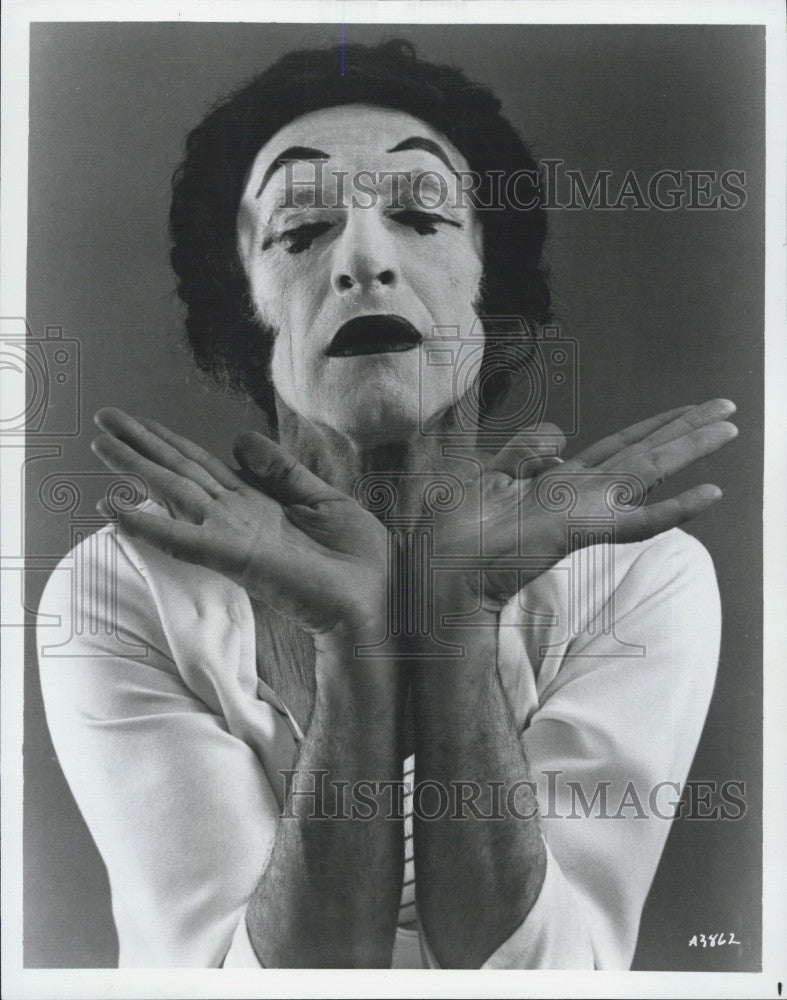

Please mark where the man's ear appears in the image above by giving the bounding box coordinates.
[236,201,256,267]
[470,212,484,259]
[471,267,488,312]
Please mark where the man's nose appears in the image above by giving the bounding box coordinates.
[330,213,399,295]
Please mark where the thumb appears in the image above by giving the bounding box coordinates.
[232,432,343,506]
[486,422,566,478]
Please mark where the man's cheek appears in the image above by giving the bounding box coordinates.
[410,252,482,322]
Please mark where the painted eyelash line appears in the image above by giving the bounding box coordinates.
[395,210,463,228]
[260,212,464,252]
[261,222,331,253]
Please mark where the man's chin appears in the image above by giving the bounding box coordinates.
[273,368,459,444]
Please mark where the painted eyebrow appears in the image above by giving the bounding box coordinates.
[386,136,456,173]
[255,146,330,199]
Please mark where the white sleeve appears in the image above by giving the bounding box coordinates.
[460,530,721,969]
[222,906,264,967]
[37,528,280,967]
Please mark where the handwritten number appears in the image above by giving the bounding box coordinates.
[688,931,741,948]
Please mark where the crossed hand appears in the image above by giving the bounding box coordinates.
[92,400,736,641]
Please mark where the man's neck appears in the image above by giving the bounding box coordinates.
[274,395,477,521]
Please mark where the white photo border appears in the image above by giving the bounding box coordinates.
[2,2,784,998]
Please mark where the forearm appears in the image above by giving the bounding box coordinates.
[411,602,545,968]
[246,637,405,967]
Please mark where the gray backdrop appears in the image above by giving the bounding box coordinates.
[23,22,763,970]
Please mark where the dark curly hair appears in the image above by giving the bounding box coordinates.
[170,38,551,428]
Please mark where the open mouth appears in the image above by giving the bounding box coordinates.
[326,315,423,357]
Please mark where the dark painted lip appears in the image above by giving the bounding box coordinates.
[326,314,423,357]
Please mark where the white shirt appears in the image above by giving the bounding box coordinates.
[37,513,720,968]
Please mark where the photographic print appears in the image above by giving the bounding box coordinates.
[2,3,784,998]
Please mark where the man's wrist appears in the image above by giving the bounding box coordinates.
[425,574,499,656]
[313,626,405,724]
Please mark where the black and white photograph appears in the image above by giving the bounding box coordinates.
[1,2,784,997]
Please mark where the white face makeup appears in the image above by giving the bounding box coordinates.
[237,104,484,443]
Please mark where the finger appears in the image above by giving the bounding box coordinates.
[233,432,344,506]
[115,508,208,563]
[596,399,737,472]
[614,484,723,542]
[609,421,738,489]
[116,508,315,605]
[565,404,696,469]
[95,408,234,498]
[486,422,566,478]
[92,433,208,522]
[134,414,245,491]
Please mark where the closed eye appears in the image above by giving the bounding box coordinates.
[390,210,462,235]
[263,221,334,254]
